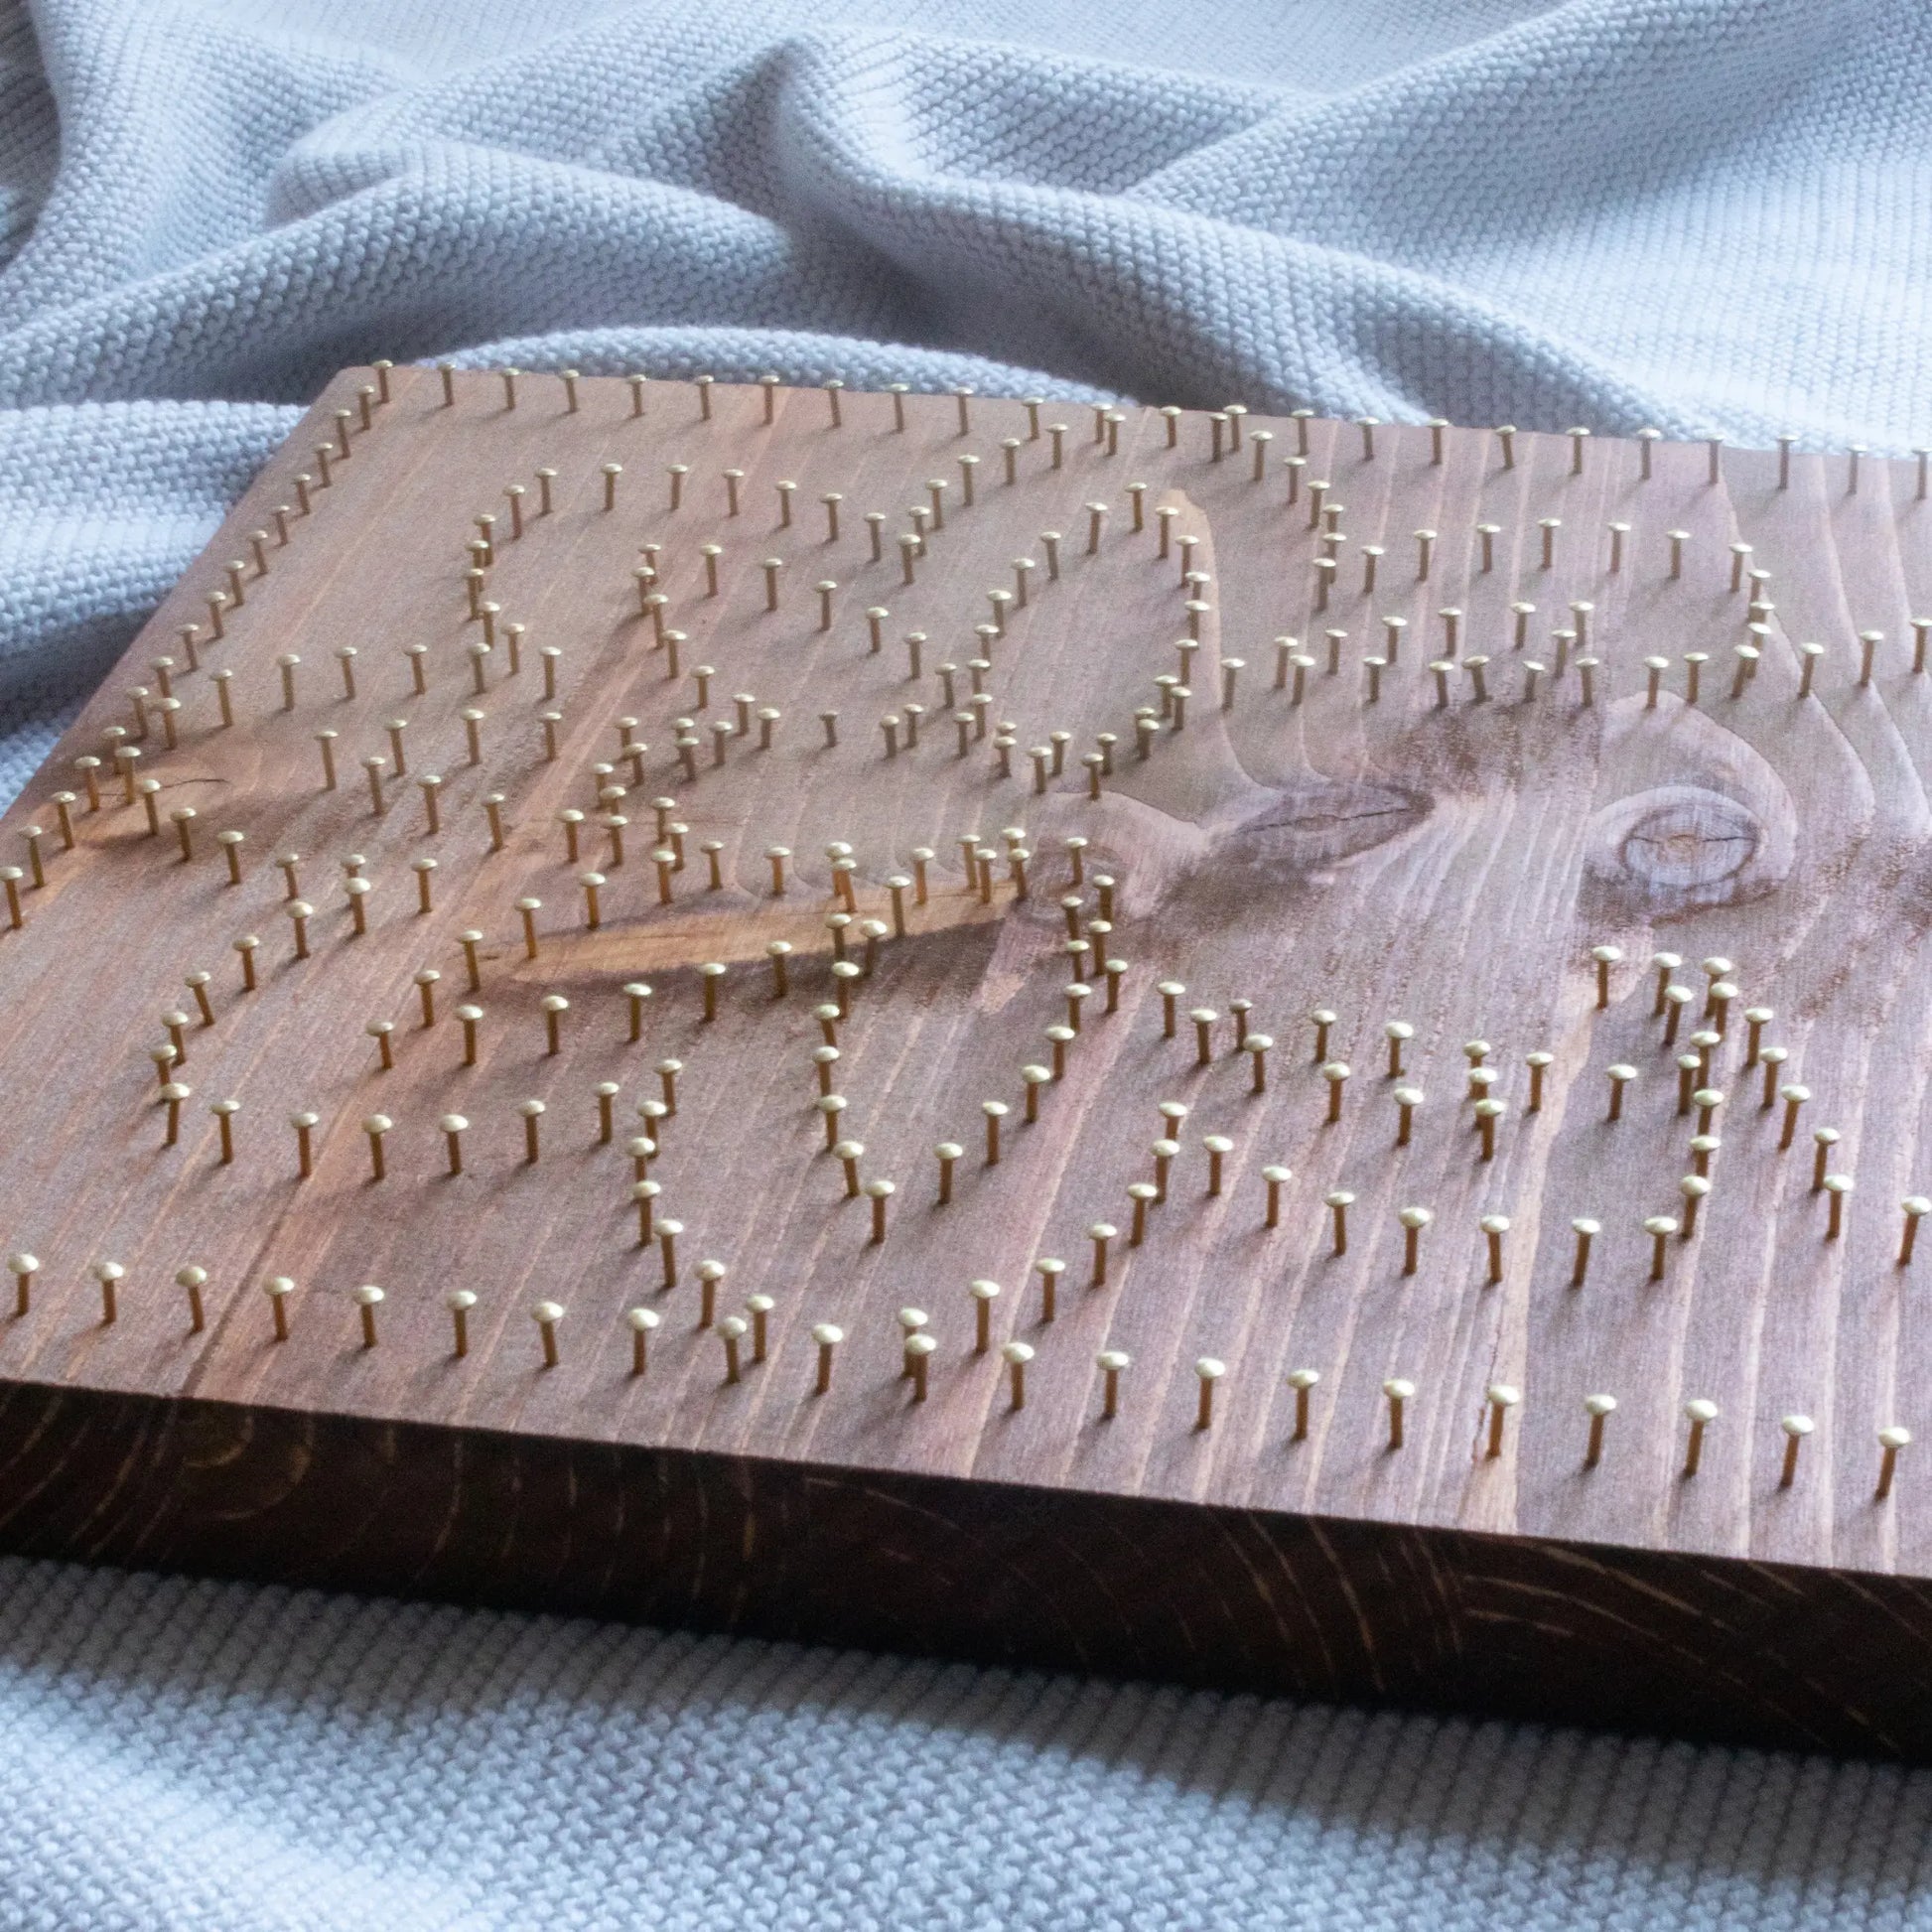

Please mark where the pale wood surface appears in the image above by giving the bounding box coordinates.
[1,369,1928,1596]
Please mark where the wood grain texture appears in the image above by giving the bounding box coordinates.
[1,369,1930,1754]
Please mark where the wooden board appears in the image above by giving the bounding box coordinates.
[2,367,1931,1757]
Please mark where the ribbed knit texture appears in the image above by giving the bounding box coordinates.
[2,1,1931,1923]
[2,1556,1931,1932]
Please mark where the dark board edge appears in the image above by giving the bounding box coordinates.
[0,1376,1926,1760]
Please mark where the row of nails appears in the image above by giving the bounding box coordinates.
[0,1248,1909,1495]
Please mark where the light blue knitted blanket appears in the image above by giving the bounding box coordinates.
[2,1,1931,1923]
